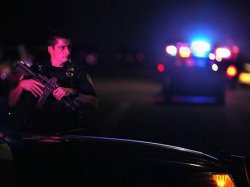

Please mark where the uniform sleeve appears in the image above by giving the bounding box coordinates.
[75,67,97,97]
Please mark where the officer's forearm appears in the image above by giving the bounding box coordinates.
[9,84,24,107]
[63,87,98,109]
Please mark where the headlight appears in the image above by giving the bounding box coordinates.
[212,174,235,187]
[187,173,236,187]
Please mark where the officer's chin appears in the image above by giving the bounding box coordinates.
[65,58,70,62]
[62,59,69,64]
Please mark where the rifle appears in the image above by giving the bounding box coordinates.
[16,61,80,111]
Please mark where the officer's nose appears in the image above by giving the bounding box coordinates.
[65,47,71,55]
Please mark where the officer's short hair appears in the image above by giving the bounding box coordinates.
[47,30,71,47]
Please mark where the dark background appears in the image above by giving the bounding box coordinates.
[1,0,250,57]
[2,0,250,158]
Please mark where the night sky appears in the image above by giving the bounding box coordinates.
[1,0,250,56]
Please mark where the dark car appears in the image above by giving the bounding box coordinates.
[0,131,249,187]
[161,58,225,105]
[155,41,241,105]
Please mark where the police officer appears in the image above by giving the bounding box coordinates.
[8,30,98,134]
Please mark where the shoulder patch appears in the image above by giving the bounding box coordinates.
[66,67,74,77]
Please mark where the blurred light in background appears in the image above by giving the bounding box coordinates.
[238,63,250,85]
[231,45,240,55]
[136,52,145,62]
[238,72,250,85]
[125,54,135,63]
[209,53,216,60]
[157,63,165,72]
[212,63,219,71]
[215,56,223,62]
[85,53,98,65]
[0,64,11,80]
[179,46,191,58]
[215,47,231,59]
[172,95,217,104]
[244,63,250,72]
[226,65,237,78]
[191,41,211,57]
[17,44,33,65]
[165,45,177,56]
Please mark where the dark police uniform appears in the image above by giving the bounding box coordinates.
[9,60,97,134]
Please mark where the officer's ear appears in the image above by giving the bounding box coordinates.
[48,46,53,55]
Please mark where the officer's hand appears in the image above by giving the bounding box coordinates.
[53,87,73,101]
[19,79,44,97]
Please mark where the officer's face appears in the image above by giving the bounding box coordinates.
[48,38,71,67]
